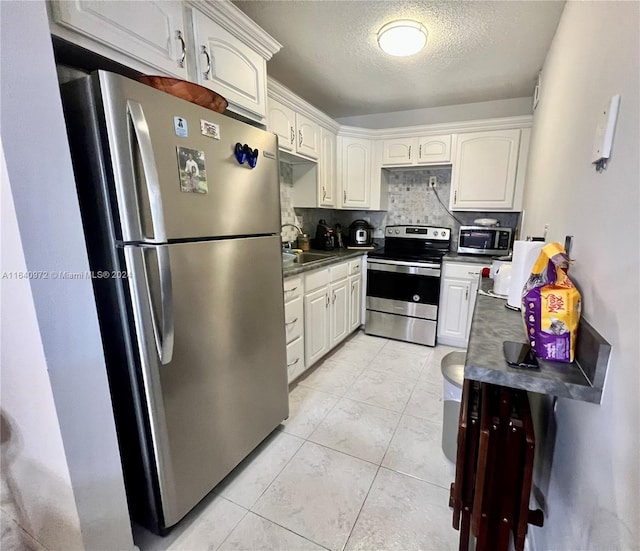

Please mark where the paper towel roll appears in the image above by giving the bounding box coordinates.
[507,241,545,309]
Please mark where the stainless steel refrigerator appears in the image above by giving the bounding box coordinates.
[61,71,288,534]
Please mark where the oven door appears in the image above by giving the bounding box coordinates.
[366,260,441,320]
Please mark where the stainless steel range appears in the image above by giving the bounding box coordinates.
[365,225,451,346]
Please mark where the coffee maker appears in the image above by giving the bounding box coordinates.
[314,219,335,250]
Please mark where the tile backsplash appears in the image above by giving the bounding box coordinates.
[279,163,519,251]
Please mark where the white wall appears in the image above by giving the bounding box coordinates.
[521,2,639,548]
[1,144,84,551]
[336,97,533,129]
[0,1,134,549]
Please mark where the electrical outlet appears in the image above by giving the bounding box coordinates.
[429,176,437,188]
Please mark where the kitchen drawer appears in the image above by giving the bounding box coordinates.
[284,296,303,344]
[283,276,303,303]
[444,262,484,280]
[305,267,330,293]
[330,261,349,282]
[349,258,362,276]
[286,336,305,382]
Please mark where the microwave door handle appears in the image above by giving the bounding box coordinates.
[127,101,167,243]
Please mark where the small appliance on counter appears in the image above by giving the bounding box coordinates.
[334,223,345,249]
[348,219,374,249]
[314,219,335,250]
[507,240,546,310]
[492,262,513,297]
[458,226,513,256]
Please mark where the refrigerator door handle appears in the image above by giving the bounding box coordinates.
[127,245,175,365]
[127,100,167,243]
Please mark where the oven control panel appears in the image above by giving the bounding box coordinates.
[385,225,450,241]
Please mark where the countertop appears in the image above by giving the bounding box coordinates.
[444,252,504,265]
[283,248,368,278]
[464,279,610,404]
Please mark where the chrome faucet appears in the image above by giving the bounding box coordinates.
[280,223,303,249]
[281,223,302,235]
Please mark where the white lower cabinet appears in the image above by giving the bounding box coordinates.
[303,284,330,368]
[286,337,305,382]
[437,262,483,348]
[349,275,361,332]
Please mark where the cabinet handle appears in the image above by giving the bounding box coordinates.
[299,129,303,147]
[285,317,298,326]
[409,145,412,159]
[322,187,326,200]
[200,45,211,80]
[287,357,300,367]
[284,286,298,294]
[326,294,330,307]
[332,292,337,304]
[419,144,422,158]
[176,30,186,68]
[465,287,469,301]
[290,126,295,145]
[468,271,479,276]
[343,190,347,203]
[454,190,457,204]
[351,282,356,293]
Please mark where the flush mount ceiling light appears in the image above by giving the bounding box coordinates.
[377,20,428,57]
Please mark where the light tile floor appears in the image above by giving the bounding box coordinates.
[134,331,461,551]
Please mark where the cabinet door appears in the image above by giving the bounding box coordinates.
[50,0,188,79]
[349,275,361,332]
[437,278,471,344]
[304,286,330,367]
[382,137,414,166]
[417,134,451,164]
[450,130,521,211]
[295,113,320,160]
[267,98,295,152]
[330,279,349,346]
[319,127,336,207]
[286,336,305,383]
[192,9,267,120]
[340,137,371,208]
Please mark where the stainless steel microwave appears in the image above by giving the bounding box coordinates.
[458,226,513,255]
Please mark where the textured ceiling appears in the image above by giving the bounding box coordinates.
[233,0,565,118]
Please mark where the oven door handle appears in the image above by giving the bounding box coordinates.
[367,260,440,277]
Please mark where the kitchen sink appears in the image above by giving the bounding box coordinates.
[294,252,333,264]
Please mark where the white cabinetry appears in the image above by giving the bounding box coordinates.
[267,98,320,160]
[338,136,371,209]
[319,127,337,207]
[382,135,451,166]
[437,262,483,348]
[450,129,522,211]
[284,277,305,382]
[303,269,331,367]
[303,257,364,367]
[49,0,188,79]
[348,259,362,332]
[190,7,268,122]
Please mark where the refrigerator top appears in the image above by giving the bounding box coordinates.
[74,71,282,244]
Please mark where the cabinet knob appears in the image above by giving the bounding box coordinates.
[176,30,186,68]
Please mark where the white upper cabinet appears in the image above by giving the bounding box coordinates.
[267,98,295,152]
[450,129,521,211]
[417,135,452,164]
[319,127,337,207]
[49,0,188,79]
[191,8,267,122]
[381,134,451,167]
[295,113,321,160]
[339,137,371,209]
[267,97,320,160]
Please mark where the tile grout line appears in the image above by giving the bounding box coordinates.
[247,510,332,551]
[212,501,249,551]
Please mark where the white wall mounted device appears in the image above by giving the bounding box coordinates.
[592,94,621,171]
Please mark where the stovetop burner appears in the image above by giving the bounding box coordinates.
[368,225,451,264]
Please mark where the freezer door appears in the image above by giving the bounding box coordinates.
[96,71,281,242]
[124,235,288,528]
